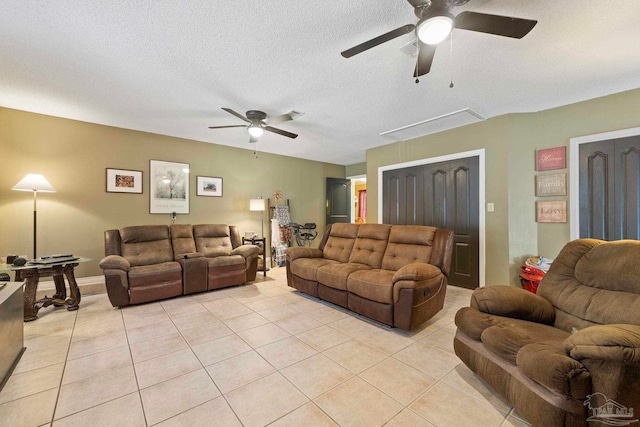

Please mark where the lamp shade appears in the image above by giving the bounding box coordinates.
[12,174,56,192]
[249,198,265,211]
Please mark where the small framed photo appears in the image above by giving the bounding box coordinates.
[197,176,223,197]
[106,168,143,193]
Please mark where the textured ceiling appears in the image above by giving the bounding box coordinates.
[2,1,640,165]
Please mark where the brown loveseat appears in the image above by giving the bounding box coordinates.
[286,223,454,330]
[454,239,640,427]
[100,224,259,307]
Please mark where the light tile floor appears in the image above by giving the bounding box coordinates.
[0,267,531,426]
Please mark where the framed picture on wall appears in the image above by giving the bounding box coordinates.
[536,146,566,171]
[106,168,143,193]
[536,173,566,197]
[149,160,190,213]
[536,200,567,223]
[196,176,223,197]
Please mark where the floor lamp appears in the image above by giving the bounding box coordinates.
[249,198,265,238]
[12,174,56,260]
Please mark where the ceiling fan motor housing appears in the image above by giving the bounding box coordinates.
[246,110,267,121]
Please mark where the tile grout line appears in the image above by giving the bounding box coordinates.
[49,309,80,425]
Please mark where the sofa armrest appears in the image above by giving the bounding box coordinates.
[175,252,204,260]
[392,263,441,283]
[565,324,640,363]
[232,245,259,258]
[286,247,324,262]
[470,286,555,325]
[99,255,130,272]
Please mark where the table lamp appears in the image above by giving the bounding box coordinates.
[249,198,265,238]
[12,174,56,259]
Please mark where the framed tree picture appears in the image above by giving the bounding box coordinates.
[196,176,223,197]
[106,168,142,193]
[149,160,189,214]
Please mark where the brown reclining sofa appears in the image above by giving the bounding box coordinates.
[454,238,640,426]
[286,223,454,330]
[99,224,259,307]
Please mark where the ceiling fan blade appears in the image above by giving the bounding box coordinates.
[266,113,293,125]
[341,24,415,58]
[249,134,259,143]
[413,42,436,77]
[454,11,537,39]
[207,125,247,129]
[221,107,250,122]
[265,126,298,139]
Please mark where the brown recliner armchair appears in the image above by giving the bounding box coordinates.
[454,239,640,427]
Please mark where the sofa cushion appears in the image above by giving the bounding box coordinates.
[348,224,390,268]
[170,224,197,258]
[322,223,359,262]
[481,321,570,365]
[206,255,245,268]
[120,225,174,267]
[128,261,182,287]
[517,343,592,399]
[290,258,337,281]
[381,226,436,271]
[347,269,395,304]
[193,224,233,257]
[538,239,640,332]
[317,262,372,291]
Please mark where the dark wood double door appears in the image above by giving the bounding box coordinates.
[579,135,640,240]
[382,156,480,289]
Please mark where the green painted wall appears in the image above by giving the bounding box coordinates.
[345,162,366,177]
[366,88,640,286]
[0,108,345,278]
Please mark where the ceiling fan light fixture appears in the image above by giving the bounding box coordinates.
[417,13,454,45]
[247,123,264,137]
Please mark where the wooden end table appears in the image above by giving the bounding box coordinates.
[242,237,268,277]
[1,257,91,321]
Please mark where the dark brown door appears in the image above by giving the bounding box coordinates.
[579,136,640,240]
[383,156,480,289]
[326,178,351,224]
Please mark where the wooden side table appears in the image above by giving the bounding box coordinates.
[1,257,90,321]
[242,237,268,277]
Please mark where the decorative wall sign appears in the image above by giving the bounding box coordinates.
[536,146,566,171]
[196,176,223,197]
[106,168,142,193]
[149,160,189,213]
[536,173,566,197]
[536,200,567,223]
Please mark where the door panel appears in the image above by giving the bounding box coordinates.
[326,178,351,225]
[617,142,640,239]
[579,142,614,240]
[579,136,640,240]
[383,156,479,289]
